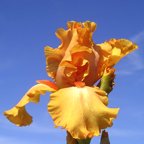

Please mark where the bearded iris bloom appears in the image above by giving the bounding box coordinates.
[4,21,137,141]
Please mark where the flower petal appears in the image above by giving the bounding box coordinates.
[97,39,138,78]
[48,86,119,139]
[67,21,96,46]
[37,80,58,90]
[4,106,32,126]
[44,46,64,79]
[45,21,99,87]
[98,38,138,66]
[56,44,100,88]
[4,82,56,126]
[44,27,74,79]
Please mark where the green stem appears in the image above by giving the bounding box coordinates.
[98,71,115,94]
[77,138,91,144]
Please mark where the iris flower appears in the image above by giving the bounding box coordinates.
[4,21,137,140]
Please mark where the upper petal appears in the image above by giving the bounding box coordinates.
[45,21,99,86]
[98,39,138,66]
[44,46,64,79]
[55,45,100,88]
[44,27,73,79]
[96,38,138,78]
[48,86,119,139]
[4,82,56,126]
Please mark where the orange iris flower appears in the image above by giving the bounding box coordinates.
[4,21,137,139]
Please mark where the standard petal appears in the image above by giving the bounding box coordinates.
[48,86,119,139]
[97,39,138,78]
[55,45,100,88]
[83,21,96,32]
[67,21,96,46]
[44,26,74,80]
[44,46,64,79]
[45,21,100,87]
[98,39,138,66]
[4,82,57,126]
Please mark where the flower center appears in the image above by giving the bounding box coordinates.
[74,81,85,88]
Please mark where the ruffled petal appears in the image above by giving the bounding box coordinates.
[4,106,32,126]
[97,39,138,78]
[44,26,74,79]
[61,45,91,82]
[83,21,96,32]
[48,86,119,139]
[4,81,57,126]
[45,21,99,87]
[67,21,96,46]
[55,44,100,88]
[44,46,64,79]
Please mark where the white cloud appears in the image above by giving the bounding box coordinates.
[116,69,133,75]
[0,136,34,144]
[116,31,144,75]
[24,123,62,134]
[0,115,65,144]
[130,31,144,44]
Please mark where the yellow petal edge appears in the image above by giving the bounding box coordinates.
[48,86,119,139]
[4,83,56,126]
[97,39,138,78]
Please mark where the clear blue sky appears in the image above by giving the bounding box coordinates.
[0,0,144,144]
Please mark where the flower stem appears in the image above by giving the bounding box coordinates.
[100,130,110,144]
[77,138,91,144]
[98,68,115,94]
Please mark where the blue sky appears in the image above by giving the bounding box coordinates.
[0,0,144,143]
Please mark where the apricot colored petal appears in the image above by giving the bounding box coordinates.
[77,22,96,46]
[66,21,96,47]
[66,21,97,48]
[4,107,32,126]
[55,46,91,87]
[45,21,98,86]
[70,45,92,54]
[55,44,100,88]
[96,39,138,79]
[98,39,138,67]
[71,45,99,85]
[44,27,75,79]
[48,86,119,139]
[61,58,89,82]
[4,83,56,126]
[83,21,96,32]
[56,28,74,51]
[44,46,63,78]
[67,21,82,29]
[37,80,58,90]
